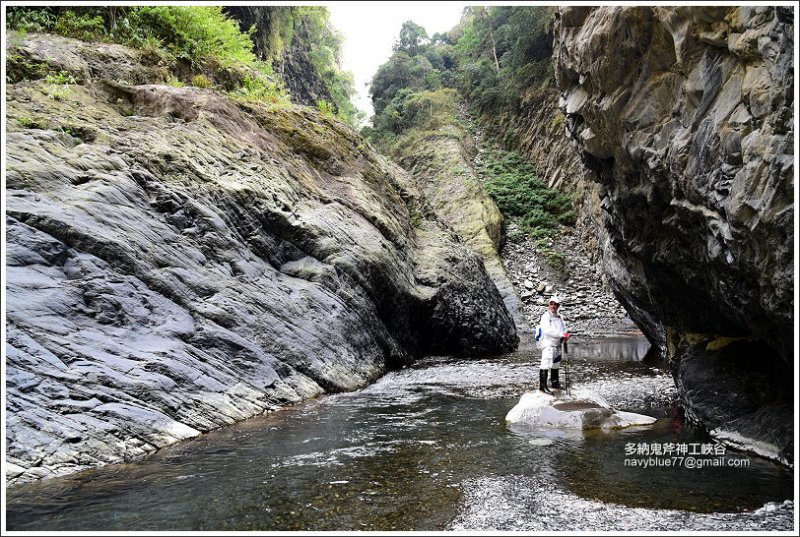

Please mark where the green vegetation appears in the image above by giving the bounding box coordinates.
[231,71,288,104]
[7,6,256,66]
[455,6,554,114]
[545,249,566,273]
[6,6,360,127]
[43,71,76,85]
[165,76,185,88]
[364,7,570,241]
[476,149,575,239]
[120,7,257,66]
[5,7,57,33]
[17,116,42,128]
[410,207,425,228]
[316,99,334,116]
[218,6,360,125]
[371,87,462,148]
[367,7,554,137]
[43,70,76,100]
[52,9,106,41]
[190,74,213,88]
[292,7,361,126]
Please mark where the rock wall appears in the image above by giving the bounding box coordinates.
[472,57,627,327]
[224,6,333,108]
[553,6,794,465]
[389,120,527,346]
[4,35,516,484]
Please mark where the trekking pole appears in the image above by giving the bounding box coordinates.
[563,339,570,396]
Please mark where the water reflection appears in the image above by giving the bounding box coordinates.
[5,337,793,531]
[567,337,652,361]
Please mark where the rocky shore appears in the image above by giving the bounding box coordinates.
[501,226,641,340]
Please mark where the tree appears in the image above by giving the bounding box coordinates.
[370,51,439,115]
[478,7,500,74]
[454,6,554,113]
[431,31,453,46]
[393,20,429,56]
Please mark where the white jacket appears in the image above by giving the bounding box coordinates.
[539,310,567,348]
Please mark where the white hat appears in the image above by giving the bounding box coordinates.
[548,294,563,305]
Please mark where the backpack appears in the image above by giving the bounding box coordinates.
[534,324,544,350]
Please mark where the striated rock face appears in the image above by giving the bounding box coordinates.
[475,89,617,317]
[390,119,526,346]
[5,32,172,85]
[4,35,516,484]
[553,6,794,464]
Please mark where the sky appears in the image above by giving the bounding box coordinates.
[327,2,467,122]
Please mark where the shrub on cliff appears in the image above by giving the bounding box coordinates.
[372,88,461,143]
[7,6,255,67]
[6,6,359,127]
[6,7,58,33]
[476,149,575,239]
[117,6,256,67]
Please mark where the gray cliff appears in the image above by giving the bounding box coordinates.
[553,6,794,465]
[384,99,531,346]
[4,34,517,484]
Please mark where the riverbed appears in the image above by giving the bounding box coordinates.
[5,337,794,531]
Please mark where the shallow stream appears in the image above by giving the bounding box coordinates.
[5,337,794,531]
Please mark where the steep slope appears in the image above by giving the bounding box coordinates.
[4,34,517,484]
[223,6,333,108]
[553,6,794,464]
[384,95,530,344]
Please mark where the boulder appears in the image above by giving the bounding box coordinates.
[505,391,657,430]
[388,94,528,346]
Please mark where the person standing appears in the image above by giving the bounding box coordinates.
[538,294,570,393]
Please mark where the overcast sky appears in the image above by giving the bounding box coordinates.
[327,1,467,122]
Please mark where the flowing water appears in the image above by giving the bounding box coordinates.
[5,337,795,531]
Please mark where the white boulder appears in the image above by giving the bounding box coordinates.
[505,391,657,430]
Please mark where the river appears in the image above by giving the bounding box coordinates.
[4,336,794,531]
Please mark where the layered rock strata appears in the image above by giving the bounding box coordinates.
[4,35,517,484]
[391,125,529,346]
[553,6,794,464]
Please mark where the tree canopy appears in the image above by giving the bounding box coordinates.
[368,6,555,138]
[394,20,429,56]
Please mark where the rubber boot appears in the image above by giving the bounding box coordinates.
[539,369,552,394]
[551,368,561,390]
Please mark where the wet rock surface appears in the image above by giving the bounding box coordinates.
[4,35,516,484]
